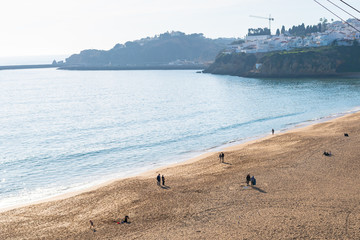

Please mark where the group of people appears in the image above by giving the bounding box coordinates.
[219,152,225,163]
[90,215,131,230]
[246,174,256,186]
[217,152,257,186]
[112,215,131,225]
[157,174,165,186]
[116,215,130,224]
[90,153,260,233]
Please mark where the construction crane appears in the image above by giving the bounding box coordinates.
[249,15,274,34]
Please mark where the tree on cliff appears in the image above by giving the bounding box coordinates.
[281,25,286,34]
[248,28,271,36]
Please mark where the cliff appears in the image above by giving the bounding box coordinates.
[204,46,360,78]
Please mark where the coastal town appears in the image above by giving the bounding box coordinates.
[226,18,360,54]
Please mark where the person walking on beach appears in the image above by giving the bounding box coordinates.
[251,176,256,186]
[219,152,224,163]
[246,174,251,185]
[162,175,165,186]
[272,129,274,135]
[157,174,161,186]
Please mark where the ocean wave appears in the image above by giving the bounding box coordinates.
[214,112,304,133]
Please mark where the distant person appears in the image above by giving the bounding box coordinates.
[251,176,256,186]
[115,216,130,224]
[272,129,274,135]
[246,174,251,185]
[323,151,332,156]
[122,215,130,224]
[221,152,225,163]
[89,220,95,231]
[219,153,222,163]
[162,175,165,186]
[157,174,161,186]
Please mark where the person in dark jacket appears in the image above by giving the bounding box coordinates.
[246,174,251,185]
[251,176,256,186]
[156,174,161,185]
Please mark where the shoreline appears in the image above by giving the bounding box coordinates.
[1,107,359,213]
[0,107,356,211]
[58,65,206,71]
[1,110,360,238]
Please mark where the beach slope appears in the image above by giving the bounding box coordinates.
[1,112,360,239]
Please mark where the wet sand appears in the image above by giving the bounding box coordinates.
[1,112,360,239]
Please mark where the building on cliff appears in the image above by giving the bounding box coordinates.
[226,18,360,54]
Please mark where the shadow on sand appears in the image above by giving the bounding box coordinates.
[160,185,171,190]
[221,162,232,165]
[251,186,267,193]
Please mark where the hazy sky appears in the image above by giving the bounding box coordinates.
[1,0,359,58]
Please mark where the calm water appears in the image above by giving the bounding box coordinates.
[1,69,360,209]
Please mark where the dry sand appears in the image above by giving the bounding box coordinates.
[1,112,360,239]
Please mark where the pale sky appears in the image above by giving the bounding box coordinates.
[0,0,359,59]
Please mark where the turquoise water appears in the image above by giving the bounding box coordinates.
[1,69,360,209]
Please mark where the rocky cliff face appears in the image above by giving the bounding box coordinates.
[203,53,257,76]
[204,46,360,78]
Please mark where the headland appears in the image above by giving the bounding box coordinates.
[204,46,360,78]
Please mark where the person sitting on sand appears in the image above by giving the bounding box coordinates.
[246,174,251,185]
[323,151,332,156]
[122,216,130,224]
[114,215,131,224]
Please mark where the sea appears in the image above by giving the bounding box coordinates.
[1,68,360,210]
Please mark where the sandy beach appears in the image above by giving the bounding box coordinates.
[1,112,360,239]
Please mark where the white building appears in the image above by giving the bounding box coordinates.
[228,18,359,54]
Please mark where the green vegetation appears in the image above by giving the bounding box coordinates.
[204,46,360,78]
[275,18,330,37]
[64,32,234,68]
[285,23,321,36]
[231,39,245,45]
[248,28,270,36]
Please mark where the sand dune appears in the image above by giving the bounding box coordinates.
[1,112,360,239]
